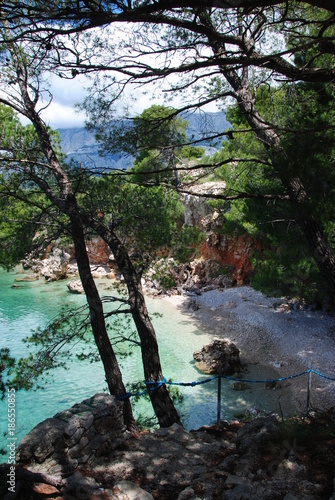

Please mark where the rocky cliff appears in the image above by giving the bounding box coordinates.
[180,181,264,287]
[21,181,262,295]
[140,182,264,295]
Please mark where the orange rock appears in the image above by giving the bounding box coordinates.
[32,482,61,496]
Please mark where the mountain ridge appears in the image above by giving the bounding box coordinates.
[57,111,229,170]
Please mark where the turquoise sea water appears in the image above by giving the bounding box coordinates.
[0,267,225,450]
[0,268,291,455]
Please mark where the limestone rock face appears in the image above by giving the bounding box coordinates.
[181,182,226,227]
[23,248,71,281]
[193,338,242,374]
[41,248,71,281]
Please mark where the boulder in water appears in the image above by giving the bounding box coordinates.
[193,338,242,374]
[67,280,84,294]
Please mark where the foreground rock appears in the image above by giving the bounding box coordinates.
[2,394,334,499]
[193,338,242,374]
[16,394,128,468]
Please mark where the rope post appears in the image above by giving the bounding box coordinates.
[217,376,222,425]
[306,370,312,415]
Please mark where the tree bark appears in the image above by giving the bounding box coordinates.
[85,218,182,427]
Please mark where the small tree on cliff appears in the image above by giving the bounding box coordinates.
[91,104,189,185]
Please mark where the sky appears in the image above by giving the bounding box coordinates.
[16,17,284,131]
[17,72,176,129]
[30,70,220,130]
[34,74,196,130]
[18,75,87,129]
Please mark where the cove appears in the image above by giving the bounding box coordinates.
[0,267,220,446]
[0,267,279,449]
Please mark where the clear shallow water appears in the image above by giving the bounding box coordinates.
[0,268,280,452]
[0,268,220,447]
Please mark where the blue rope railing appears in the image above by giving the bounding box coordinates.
[117,377,167,400]
[117,368,335,423]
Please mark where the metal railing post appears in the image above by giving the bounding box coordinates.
[306,370,312,415]
[217,376,222,425]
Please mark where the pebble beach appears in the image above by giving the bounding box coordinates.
[167,286,335,417]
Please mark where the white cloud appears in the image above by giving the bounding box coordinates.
[39,85,220,130]
[18,74,88,129]
[40,100,87,129]
[40,75,87,129]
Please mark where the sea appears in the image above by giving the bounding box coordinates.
[0,266,281,454]
[0,267,218,449]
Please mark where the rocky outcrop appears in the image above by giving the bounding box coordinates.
[22,248,71,281]
[90,265,115,279]
[142,257,235,296]
[16,394,128,470]
[3,404,334,499]
[193,338,242,374]
[181,182,227,227]
[180,182,264,286]
[18,181,262,292]
[21,246,116,284]
[199,233,262,286]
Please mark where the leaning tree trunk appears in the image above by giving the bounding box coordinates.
[87,219,182,427]
[198,12,335,309]
[228,73,335,308]
[68,211,137,431]
[12,52,137,431]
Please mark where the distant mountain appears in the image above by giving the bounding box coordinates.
[58,111,229,170]
[182,111,230,146]
[57,128,133,171]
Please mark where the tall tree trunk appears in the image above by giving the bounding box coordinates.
[85,219,182,427]
[224,69,335,308]
[68,211,137,431]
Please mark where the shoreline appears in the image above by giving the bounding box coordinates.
[163,286,335,417]
[10,262,335,418]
